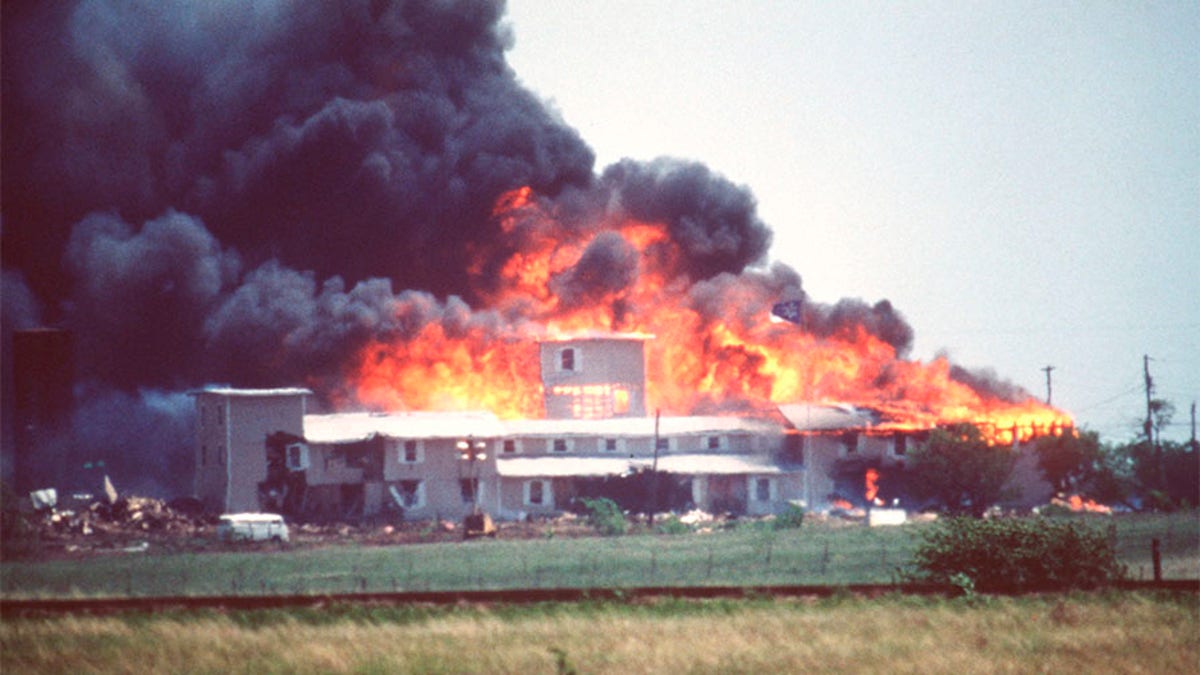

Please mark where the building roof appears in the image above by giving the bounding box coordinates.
[776,403,881,432]
[496,453,785,478]
[538,331,654,343]
[303,411,505,444]
[501,415,783,438]
[194,386,313,397]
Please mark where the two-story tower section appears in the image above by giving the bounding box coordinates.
[539,334,649,419]
[192,387,311,513]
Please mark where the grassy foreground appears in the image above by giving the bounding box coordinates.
[3,593,1197,674]
[2,512,1197,598]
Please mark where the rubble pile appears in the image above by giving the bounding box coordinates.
[9,490,216,558]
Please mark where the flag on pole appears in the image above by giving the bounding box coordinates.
[771,300,803,325]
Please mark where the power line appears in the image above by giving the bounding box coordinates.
[1074,383,1145,413]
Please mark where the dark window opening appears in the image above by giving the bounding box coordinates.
[560,348,576,371]
[755,478,772,501]
[842,432,859,454]
[460,478,479,503]
[503,439,516,454]
[397,480,421,508]
[784,434,805,465]
[552,438,568,453]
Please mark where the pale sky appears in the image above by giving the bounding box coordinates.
[505,1,1199,443]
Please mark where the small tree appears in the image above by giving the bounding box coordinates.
[908,423,1016,517]
[1089,442,1135,506]
[1034,429,1101,493]
[1127,439,1200,509]
[578,497,627,536]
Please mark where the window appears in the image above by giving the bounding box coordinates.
[755,478,771,501]
[613,387,630,414]
[524,479,552,507]
[784,434,805,465]
[551,438,570,453]
[752,477,776,502]
[502,439,517,454]
[893,434,907,457]
[285,443,309,471]
[400,440,423,464]
[559,347,577,372]
[604,438,620,453]
[216,405,224,426]
[218,444,225,466]
[551,383,617,419]
[655,437,671,452]
[707,435,722,450]
[842,432,859,454]
[393,480,424,508]
[460,478,480,503]
[200,445,207,466]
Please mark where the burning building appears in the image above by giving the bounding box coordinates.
[195,337,804,519]
[193,335,1059,520]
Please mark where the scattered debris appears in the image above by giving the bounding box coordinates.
[5,493,218,560]
[678,509,714,525]
[29,488,57,511]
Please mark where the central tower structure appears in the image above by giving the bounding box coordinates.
[538,334,648,419]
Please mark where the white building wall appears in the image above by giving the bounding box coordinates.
[383,437,498,521]
[193,390,307,513]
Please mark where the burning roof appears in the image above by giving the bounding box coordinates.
[777,404,883,433]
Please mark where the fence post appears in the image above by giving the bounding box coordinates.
[1152,538,1162,582]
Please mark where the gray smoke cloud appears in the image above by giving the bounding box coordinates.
[549,231,640,312]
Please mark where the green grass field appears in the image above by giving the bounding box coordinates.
[2,511,1196,599]
[3,593,1197,673]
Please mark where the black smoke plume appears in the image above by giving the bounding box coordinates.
[3,0,1024,496]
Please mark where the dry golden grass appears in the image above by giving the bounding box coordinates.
[3,593,1197,674]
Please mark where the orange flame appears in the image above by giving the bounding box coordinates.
[865,468,881,506]
[351,186,1074,440]
[1052,494,1113,514]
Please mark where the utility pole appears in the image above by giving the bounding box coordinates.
[1191,402,1197,452]
[648,409,661,526]
[1041,365,1055,405]
[1143,355,1155,444]
[1143,354,1165,491]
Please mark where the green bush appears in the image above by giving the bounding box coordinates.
[579,497,627,536]
[908,517,1124,593]
[654,516,692,535]
[773,503,805,530]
